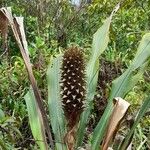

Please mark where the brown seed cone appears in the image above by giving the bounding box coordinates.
[60,47,86,129]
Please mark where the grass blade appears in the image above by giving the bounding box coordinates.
[24,89,49,150]
[47,56,67,150]
[91,33,150,150]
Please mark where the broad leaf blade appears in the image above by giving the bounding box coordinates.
[133,33,150,65]
[110,34,150,100]
[76,7,118,146]
[91,33,150,150]
[47,56,67,150]
[24,90,48,150]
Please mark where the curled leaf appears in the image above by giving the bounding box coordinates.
[101,97,130,150]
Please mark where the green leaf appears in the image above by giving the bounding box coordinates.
[24,89,49,150]
[0,138,7,150]
[91,33,150,150]
[120,95,150,150]
[77,4,121,146]
[47,56,67,150]
[0,109,5,120]
[76,14,113,147]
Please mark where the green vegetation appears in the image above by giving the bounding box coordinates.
[0,0,150,149]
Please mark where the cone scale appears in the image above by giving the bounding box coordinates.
[60,47,86,129]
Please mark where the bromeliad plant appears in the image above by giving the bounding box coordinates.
[1,5,150,150]
[46,4,150,149]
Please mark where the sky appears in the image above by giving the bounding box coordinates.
[71,0,81,6]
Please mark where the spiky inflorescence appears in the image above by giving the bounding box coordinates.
[61,47,86,129]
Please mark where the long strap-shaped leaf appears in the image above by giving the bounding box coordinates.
[76,3,120,147]
[25,90,48,150]
[91,33,150,150]
[0,7,54,149]
[47,56,67,150]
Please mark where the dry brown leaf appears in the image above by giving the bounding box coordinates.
[0,9,8,54]
[65,125,77,150]
[101,97,130,150]
[14,17,29,58]
[0,7,54,150]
